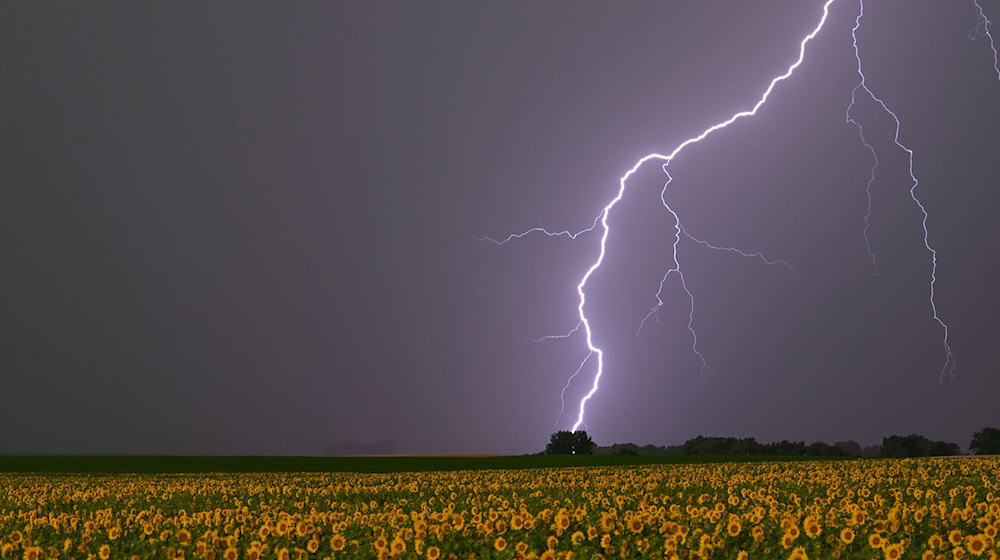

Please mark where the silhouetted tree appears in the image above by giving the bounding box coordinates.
[970,427,1000,455]
[806,442,846,457]
[834,440,863,457]
[861,445,882,458]
[545,431,596,455]
[882,434,959,458]
[682,436,761,455]
[572,430,596,455]
[545,431,575,455]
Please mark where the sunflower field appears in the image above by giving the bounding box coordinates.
[1,457,999,560]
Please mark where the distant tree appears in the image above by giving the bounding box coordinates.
[603,443,640,456]
[928,440,960,457]
[760,440,807,456]
[545,431,595,455]
[882,434,925,458]
[572,431,596,455]
[682,436,761,455]
[834,440,863,457]
[860,445,882,458]
[641,444,668,456]
[882,434,959,458]
[805,442,846,457]
[970,427,1000,455]
[545,431,575,455]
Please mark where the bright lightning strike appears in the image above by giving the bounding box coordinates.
[484,0,963,433]
[563,0,838,431]
[972,0,1000,81]
[849,0,956,382]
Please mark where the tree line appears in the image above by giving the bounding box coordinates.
[543,426,1000,457]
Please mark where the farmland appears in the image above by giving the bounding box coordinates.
[1,457,998,559]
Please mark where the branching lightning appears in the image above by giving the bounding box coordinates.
[849,0,956,382]
[526,322,582,344]
[478,214,601,245]
[845,82,881,277]
[484,0,963,432]
[972,0,1000,81]
[679,226,800,275]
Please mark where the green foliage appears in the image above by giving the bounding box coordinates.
[970,426,1000,455]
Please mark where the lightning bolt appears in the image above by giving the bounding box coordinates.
[562,1,838,431]
[972,0,1000,81]
[849,0,956,382]
[484,0,963,433]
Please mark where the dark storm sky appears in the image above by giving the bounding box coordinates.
[3,1,998,455]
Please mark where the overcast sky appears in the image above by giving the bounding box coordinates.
[2,1,999,455]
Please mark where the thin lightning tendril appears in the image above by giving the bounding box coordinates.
[680,226,800,275]
[526,322,582,344]
[851,0,956,382]
[479,214,601,245]
[635,171,712,380]
[845,83,881,277]
[555,351,593,427]
[972,0,1000,81]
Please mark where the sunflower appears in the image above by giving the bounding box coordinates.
[494,537,507,551]
[22,548,42,560]
[788,546,809,560]
[967,534,987,556]
[306,539,319,554]
[98,545,111,560]
[884,542,904,560]
[628,518,644,534]
[727,520,741,537]
[425,546,440,559]
[223,548,237,560]
[330,535,345,551]
[571,531,584,546]
[929,534,944,549]
[804,519,821,538]
[951,530,965,547]
[840,528,855,544]
[869,534,885,549]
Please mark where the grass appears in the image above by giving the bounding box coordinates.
[0,454,849,474]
